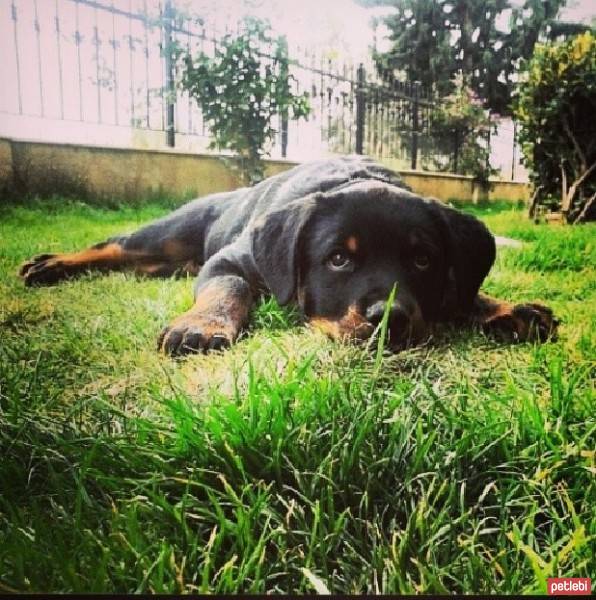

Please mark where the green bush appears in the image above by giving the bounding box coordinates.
[178,18,310,185]
[514,32,596,222]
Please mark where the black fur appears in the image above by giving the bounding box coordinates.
[20,156,556,354]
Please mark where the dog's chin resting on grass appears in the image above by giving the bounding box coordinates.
[19,156,558,354]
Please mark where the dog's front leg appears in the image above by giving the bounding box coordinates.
[158,275,252,354]
[158,246,256,355]
[470,292,559,343]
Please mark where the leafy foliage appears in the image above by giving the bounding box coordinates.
[430,78,496,187]
[178,18,310,184]
[371,0,566,115]
[514,32,596,221]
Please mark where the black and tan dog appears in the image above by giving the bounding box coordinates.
[20,156,558,354]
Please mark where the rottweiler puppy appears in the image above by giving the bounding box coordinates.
[20,156,558,353]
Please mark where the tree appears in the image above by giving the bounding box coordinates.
[178,17,310,184]
[369,0,566,115]
[430,77,496,188]
[514,31,596,222]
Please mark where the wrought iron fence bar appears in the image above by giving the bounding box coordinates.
[163,0,175,146]
[4,0,482,168]
[411,81,420,169]
[64,0,433,106]
[11,1,23,115]
[33,0,45,117]
[55,0,65,120]
[75,0,84,121]
[158,1,165,131]
[111,0,119,125]
[187,26,192,135]
[200,26,206,136]
[93,4,102,123]
[143,0,151,129]
[128,0,135,125]
[355,64,365,154]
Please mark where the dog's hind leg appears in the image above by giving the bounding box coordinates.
[17,200,222,286]
[19,235,202,286]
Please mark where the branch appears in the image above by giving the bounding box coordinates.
[563,159,596,214]
[562,115,587,172]
[528,185,543,219]
[561,162,569,211]
[573,191,596,224]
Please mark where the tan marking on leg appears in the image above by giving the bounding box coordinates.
[474,293,558,342]
[135,259,200,277]
[20,243,130,285]
[56,242,125,267]
[160,278,252,354]
[21,241,201,286]
[473,293,514,322]
[58,242,198,272]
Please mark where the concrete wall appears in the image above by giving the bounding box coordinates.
[381,160,529,203]
[0,138,13,198]
[0,138,529,204]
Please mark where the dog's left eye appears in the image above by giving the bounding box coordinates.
[414,253,430,271]
[327,251,353,271]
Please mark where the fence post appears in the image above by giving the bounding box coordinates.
[453,127,459,174]
[410,81,420,170]
[163,0,175,148]
[486,110,491,176]
[355,63,365,154]
[511,120,517,180]
[278,36,289,158]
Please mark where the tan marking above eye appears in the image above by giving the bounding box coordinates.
[345,236,359,253]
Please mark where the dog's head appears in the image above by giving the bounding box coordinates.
[252,180,495,347]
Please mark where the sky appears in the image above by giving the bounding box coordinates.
[556,0,596,23]
[178,0,377,60]
[179,0,596,54]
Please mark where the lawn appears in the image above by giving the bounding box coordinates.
[0,199,594,594]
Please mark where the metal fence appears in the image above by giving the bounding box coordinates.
[1,0,505,174]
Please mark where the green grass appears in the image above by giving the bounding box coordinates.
[0,199,594,594]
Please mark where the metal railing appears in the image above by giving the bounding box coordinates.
[1,0,503,174]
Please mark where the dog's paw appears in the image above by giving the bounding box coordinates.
[19,254,71,286]
[483,302,559,343]
[158,313,234,356]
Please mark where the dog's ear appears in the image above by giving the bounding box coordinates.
[430,201,496,315]
[251,195,319,305]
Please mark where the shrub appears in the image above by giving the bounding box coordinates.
[514,32,596,222]
[178,17,310,185]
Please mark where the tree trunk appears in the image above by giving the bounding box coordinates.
[562,160,596,218]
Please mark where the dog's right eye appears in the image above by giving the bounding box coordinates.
[327,251,353,272]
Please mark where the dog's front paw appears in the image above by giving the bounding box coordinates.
[19,254,71,286]
[483,302,559,343]
[158,312,235,356]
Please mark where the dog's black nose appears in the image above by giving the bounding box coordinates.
[365,300,410,333]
